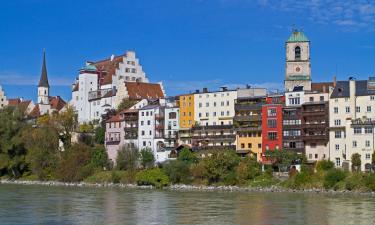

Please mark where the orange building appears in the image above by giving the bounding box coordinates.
[179,94,195,128]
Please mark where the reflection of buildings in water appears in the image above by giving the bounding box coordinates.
[103,189,121,225]
[134,191,170,225]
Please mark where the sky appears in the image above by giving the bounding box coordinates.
[1,0,375,102]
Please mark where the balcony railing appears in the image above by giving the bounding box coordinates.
[235,126,262,132]
[105,138,121,145]
[192,125,233,130]
[192,134,236,140]
[235,104,263,111]
[302,123,327,129]
[303,134,328,140]
[233,115,261,122]
[302,110,326,116]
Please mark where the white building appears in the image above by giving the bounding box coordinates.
[0,85,8,109]
[194,87,237,126]
[71,51,151,123]
[329,78,375,171]
[164,107,180,148]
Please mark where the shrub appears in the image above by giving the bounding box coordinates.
[351,153,361,172]
[202,150,240,184]
[135,168,169,188]
[116,147,139,171]
[177,148,198,164]
[364,173,375,191]
[293,171,312,188]
[236,158,262,184]
[163,160,191,184]
[91,145,109,169]
[316,160,334,172]
[190,161,206,183]
[140,148,155,169]
[324,169,347,189]
[345,173,365,191]
[84,171,113,183]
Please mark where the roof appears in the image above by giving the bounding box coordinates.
[29,104,40,118]
[331,80,375,98]
[8,98,22,106]
[140,104,160,110]
[106,114,124,123]
[92,54,125,85]
[49,96,66,111]
[125,82,164,100]
[8,99,32,114]
[287,30,309,43]
[311,82,333,93]
[38,51,50,88]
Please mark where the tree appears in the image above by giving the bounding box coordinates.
[0,107,28,178]
[202,150,240,183]
[265,149,302,172]
[177,147,197,164]
[94,126,105,144]
[163,160,191,184]
[351,153,361,172]
[57,143,93,182]
[236,157,262,183]
[372,151,375,172]
[91,145,109,169]
[116,146,139,171]
[316,160,334,172]
[140,148,155,169]
[117,98,138,112]
[22,126,60,180]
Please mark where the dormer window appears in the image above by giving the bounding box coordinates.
[295,46,301,60]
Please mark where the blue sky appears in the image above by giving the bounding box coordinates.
[1,0,375,101]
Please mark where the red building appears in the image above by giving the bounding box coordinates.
[261,94,285,162]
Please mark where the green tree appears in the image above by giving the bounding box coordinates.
[94,126,105,144]
[316,160,334,172]
[135,168,169,188]
[57,143,93,182]
[202,150,240,184]
[0,107,28,178]
[351,153,361,172]
[163,160,191,184]
[116,146,139,171]
[236,157,262,183]
[91,145,109,169]
[22,126,60,180]
[117,99,138,112]
[265,149,302,172]
[140,148,155,169]
[177,147,197,164]
[324,168,347,189]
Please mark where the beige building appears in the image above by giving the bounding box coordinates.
[0,85,8,109]
[329,78,375,171]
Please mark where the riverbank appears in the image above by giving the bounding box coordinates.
[2,179,375,196]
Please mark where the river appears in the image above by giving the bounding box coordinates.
[0,184,375,225]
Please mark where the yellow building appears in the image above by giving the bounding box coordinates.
[179,94,195,128]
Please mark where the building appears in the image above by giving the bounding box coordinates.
[234,88,266,159]
[179,93,195,129]
[283,87,305,154]
[191,87,237,150]
[164,107,180,148]
[262,94,285,161]
[285,29,312,92]
[329,78,375,171]
[0,85,8,109]
[7,98,35,115]
[71,51,165,123]
[302,84,332,163]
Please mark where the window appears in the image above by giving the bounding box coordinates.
[143,141,146,147]
[289,97,300,105]
[345,107,350,113]
[336,158,341,166]
[146,112,149,116]
[335,144,339,150]
[365,127,373,134]
[141,121,144,125]
[169,112,177,119]
[226,101,230,106]
[309,154,312,159]
[226,111,230,116]
[366,154,371,159]
[241,143,245,148]
[199,103,202,108]
[353,141,357,147]
[315,154,318,159]
[206,102,209,107]
[295,46,301,60]
[141,112,144,116]
[141,131,145,136]
[248,143,252,148]
[221,101,224,106]
[334,107,338,114]
[267,119,277,128]
[267,108,277,117]
[268,132,278,140]
[367,106,372,112]
[205,112,209,117]
[356,106,360,113]
[320,96,324,101]
[214,102,217,107]
[198,113,202,118]
[258,143,262,148]
[147,120,151,125]
[371,96,375,100]
[221,111,224,116]
[149,130,152,135]
[354,127,362,134]
[366,140,370,147]
[334,120,341,126]
[335,131,341,138]
[309,97,314,102]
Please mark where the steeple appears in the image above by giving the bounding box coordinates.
[38,50,49,88]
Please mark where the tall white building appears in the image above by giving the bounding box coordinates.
[329,78,375,171]
[0,85,8,109]
[285,30,312,92]
[71,51,161,123]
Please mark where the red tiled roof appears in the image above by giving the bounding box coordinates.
[29,105,40,118]
[8,99,32,114]
[93,54,125,86]
[106,114,124,123]
[8,98,22,106]
[311,82,333,93]
[49,96,66,111]
[125,82,164,100]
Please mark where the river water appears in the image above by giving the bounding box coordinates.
[0,184,375,225]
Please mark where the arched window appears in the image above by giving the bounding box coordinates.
[295,46,301,60]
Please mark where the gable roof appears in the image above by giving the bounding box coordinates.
[92,54,125,86]
[125,82,164,100]
[106,114,124,123]
[29,104,40,118]
[49,96,66,111]
[311,82,333,93]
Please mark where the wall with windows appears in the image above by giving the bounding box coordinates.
[262,104,283,161]
[0,85,8,109]
[179,94,195,128]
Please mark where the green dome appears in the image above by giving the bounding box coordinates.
[287,30,309,43]
[81,64,97,71]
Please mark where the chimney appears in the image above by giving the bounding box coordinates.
[110,54,115,61]
[220,86,228,92]
[195,89,200,94]
[333,75,337,87]
[322,85,326,93]
[203,88,208,93]
[349,76,356,98]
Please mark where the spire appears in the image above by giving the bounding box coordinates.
[38,49,49,88]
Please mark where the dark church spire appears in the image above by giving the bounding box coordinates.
[38,50,49,88]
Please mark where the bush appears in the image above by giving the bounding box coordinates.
[91,145,109,169]
[135,168,169,188]
[140,148,155,169]
[345,173,365,191]
[177,148,198,164]
[203,150,240,184]
[236,158,262,184]
[190,161,206,184]
[116,147,139,171]
[324,169,347,189]
[316,160,334,172]
[84,171,113,183]
[163,160,191,184]
[364,173,375,191]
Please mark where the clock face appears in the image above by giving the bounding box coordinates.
[295,66,301,73]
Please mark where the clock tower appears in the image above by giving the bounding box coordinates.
[285,29,311,91]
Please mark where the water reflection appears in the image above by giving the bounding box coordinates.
[0,184,375,225]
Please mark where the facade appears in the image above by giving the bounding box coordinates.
[179,94,195,129]
[302,90,330,163]
[191,87,237,150]
[285,30,312,92]
[262,94,285,161]
[0,85,8,109]
[329,78,375,171]
[105,114,125,163]
[164,107,180,148]
[234,95,265,160]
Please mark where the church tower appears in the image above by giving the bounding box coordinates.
[38,50,50,105]
[285,29,311,91]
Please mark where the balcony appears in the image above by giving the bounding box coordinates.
[192,145,236,151]
[233,115,261,122]
[302,110,326,117]
[124,116,138,121]
[302,123,327,129]
[303,134,328,141]
[124,126,138,131]
[235,126,262,132]
[165,134,178,139]
[105,138,121,145]
[124,134,138,139]
[192,125,233,131]
[88,88,114,101]
[155,133,165,139]
[192,134,236,141]
[235,103,263,111]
